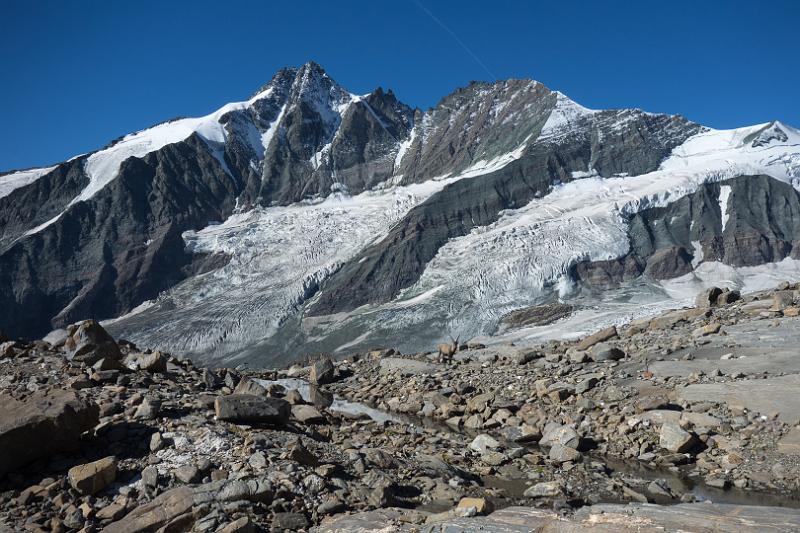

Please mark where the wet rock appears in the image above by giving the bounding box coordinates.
[68,456,117,495]
[0,389,99,475]
[214,395,290,425]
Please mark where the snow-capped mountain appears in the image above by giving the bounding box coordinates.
[2,62,799,366]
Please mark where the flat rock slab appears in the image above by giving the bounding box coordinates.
[677,375,800,424]
[0,389,99,475]
[313,503,800,532]
[379,358,441,376]
[650,349,800,378]
[778,427,800,454]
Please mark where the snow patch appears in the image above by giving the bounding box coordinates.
[718,184,732,232]
[0,166,57,199]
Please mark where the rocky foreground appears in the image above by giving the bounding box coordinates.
[2,286,800,531]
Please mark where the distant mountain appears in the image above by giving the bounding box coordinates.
[2,61,799,366]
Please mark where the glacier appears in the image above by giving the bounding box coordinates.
[102,88,800,367]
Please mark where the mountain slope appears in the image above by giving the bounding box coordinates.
[1,63,799,366]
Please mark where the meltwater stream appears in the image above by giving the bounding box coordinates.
[256,378,800,510]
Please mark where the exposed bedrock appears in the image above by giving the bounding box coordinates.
[0,135,238,339]
[571,174,800,287]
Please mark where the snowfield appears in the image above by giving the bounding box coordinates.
[0,165,57,199]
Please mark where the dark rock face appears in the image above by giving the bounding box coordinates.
[0,389,99,475]
[573,175,800,286]
[0,134,239,339]
[309,107,700,316]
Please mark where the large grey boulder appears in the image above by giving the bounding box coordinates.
[659,422,696,453]
[214,395,290,425]
[64,320,121,365]
[0,389,99,475]
[310,359,335,385]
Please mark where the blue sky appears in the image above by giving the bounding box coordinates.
[1,0,798,171]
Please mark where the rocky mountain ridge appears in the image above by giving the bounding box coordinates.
[1,62,799,365]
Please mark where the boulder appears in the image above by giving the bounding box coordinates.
[292,404,326,424]
[591,343,625,362]
[103,486,195,533]
[310,359,335,385]
[233,376,269,396]
[0,389,99,475]
[456,497,493,515]
[378,357,440,376]
[469,434,500,454]
[215,395,290,425]
[64,320,121,365]
[576,326,618,351]
[524,481,563,498]
[696,287,724,308]
[124,351,167,372]
[68,456,117,495]
[659,422,696,453]
[549,443,581,463]
[540,424,580,449]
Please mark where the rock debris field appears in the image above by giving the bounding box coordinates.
[2,284,800,531]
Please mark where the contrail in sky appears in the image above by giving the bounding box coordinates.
[412,0,498,80]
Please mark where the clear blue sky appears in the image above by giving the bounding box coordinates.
[1,0,798,171]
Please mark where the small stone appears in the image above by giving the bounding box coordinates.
[456,497,493,515]
[134,397,160,420]
[149,432,166,452]
[469,434,500,454]
[272,513,309,530]
[524,481,563,498]
[174,464,201,484]
[549,444,581,463]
